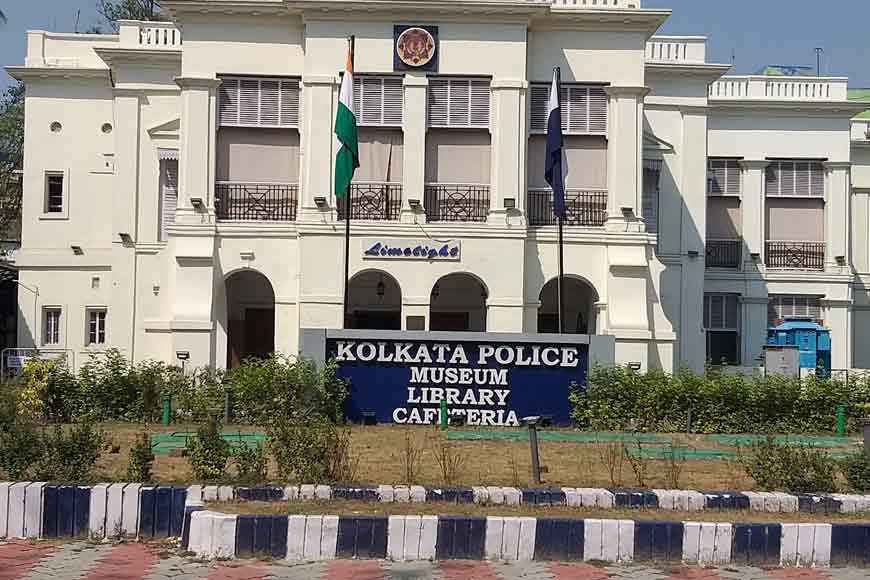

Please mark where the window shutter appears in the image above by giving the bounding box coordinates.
[766,164,780,196]
[219,76,300,128]
[353,76,404,127]
[588,86,608,134]
[708,158,741,195]
[709,295,724,328]
[160,159,178,242]
[705,293,740,330]
[383,77,404,126]
[767,161,824,197]
[529,85,550,133]
[529,84,607,135]
[810,162,825,196]
[428,78,490,128]
[725,295,739,329]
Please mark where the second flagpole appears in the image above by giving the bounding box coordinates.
[342,35,355,329]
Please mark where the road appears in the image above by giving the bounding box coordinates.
[0,541,867,580]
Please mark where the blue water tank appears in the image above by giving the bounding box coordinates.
[767,316,831,377]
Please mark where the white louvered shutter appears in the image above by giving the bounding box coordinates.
[218,77,300,128]
[159,159,178,242]
[588,87,608,134]
[766,161,825,197]
[352,76,403,127]
[707,159,741,195]
[428,78,490,128]
[529,84,607,135]
[529,85,550,133]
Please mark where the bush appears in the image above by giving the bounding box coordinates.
[17,359,79,422]
[842,451,870,493]
[33,423,104,481]
[0,420,43,479]
[187,418,231,481]
[127,431,156,483]
[740,437,837,493]
[269,419,356,483]
[233,443,268,484]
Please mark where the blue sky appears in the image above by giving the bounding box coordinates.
[2,0,869,88]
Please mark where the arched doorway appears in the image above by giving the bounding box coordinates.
[346,270,402,330]
[537,277,599,334]
[430,273,488,332]
[226,270,275,368]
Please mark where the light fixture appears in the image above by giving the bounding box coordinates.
[71,245,84,255]
[836,255,846,266]
[687,250,699,258]
[176,351,190,361]
[621,206,634,217]
[431,283,440,299]
[118,232,133,244]
[628,362,642,371]
[376,276,385,299]
[504,198,516,210]
[314,196,328,208]
[408,198,421,210]
[190,197,204,209]
[750,252,761,260]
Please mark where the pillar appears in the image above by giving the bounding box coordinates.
[488,80,527,226]
[401,299,429,331]
[738,160,768,268]
[823,298,853,370]
[486,299,525,333]
[299,75,338,220]
[401,74,427,223]
[175,77,220,223]
[604,86,648,232]
[740,294,769,368]
[824,161,852,271]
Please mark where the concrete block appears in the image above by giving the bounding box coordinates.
[653,489,675,510]
[501,517,521,561]
[561,488,579,507]
[203,486,219,502]
[617,520,634,562]
[377,485,394,503]
[315,485,332,501]
[121,483,141,537]
[298,485,315,501]
[89,484,108,540]
[698,522,716,565]
[813,523,832,567]
[743,491,764,511]
[0,482,10,538]
[584,519,603,561]
[394,486,411,503]
[217,486,234,502]
[713,523,732,566]
[286,515,306,560]
[682,522,701,564]
[485,486,504,505]
[518,517,536,562]
[24,482,45,539]
[7,482,28,539]
[796,523,816,567]
[472,487,488,504]
[420,516,438,560]
[387,515,405,560]
[283,485,299,501]
[855,495,870,512]
[410,486,426,503]
[403,515,422,561]
[303,516,323,560]
[597,489,615,509]
[503,487,521,506]
[485,517,504,560]
[187,510,212,556]
[775,493,799,513]
[321,515,338,560]
[600,519,620,562]
[105,484,124,538]
[213,513,237,559]
[186,485,202,504]
[686,491,706,512]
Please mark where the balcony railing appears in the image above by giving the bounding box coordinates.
[646,36,707,63]
[337,182,402,221]
[118,21,182,49]
[766,241,825,270]
[424,184,490,222]
[709,76,849,102]
[533,0,642,8]
[215,182,298,222]
[528,188,607,227]
[706,239,741,269]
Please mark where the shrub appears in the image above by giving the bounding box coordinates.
[842,452,870,493]
[169,367,226,422]
[233,443,268,484]
[33,422,104,482]
[17,358,78,422]
[127,432,156,483]
[740,437,837,493]
[187,418,231,481]
[0,420,43,479]
[269,419,355,483]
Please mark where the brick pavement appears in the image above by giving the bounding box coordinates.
[0,541,868,580]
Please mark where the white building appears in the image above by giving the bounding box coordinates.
[6,0,870,373]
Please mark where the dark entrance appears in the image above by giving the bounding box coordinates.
[345,270,402,331]
[429,273,488,332]
[226,270,275,368]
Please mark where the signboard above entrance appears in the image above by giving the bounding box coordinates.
[301,329,616,426]
[362,239,460,261]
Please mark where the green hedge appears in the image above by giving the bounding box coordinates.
[570,366,870,434]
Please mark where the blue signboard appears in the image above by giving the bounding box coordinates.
[324,334,594,426]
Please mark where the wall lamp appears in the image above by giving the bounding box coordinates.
[314,196,328,208]
[504,198,516,210]
[687,250,699,258]
[750,252,761,260]
[190,197,204,209]
[407,198,421,211]
[118,232,133,245]
[70,245,84,255]
[621,206,634,218]
[836,255,846,266]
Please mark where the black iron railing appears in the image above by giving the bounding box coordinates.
[337,182,402,221]
[527,188,607,227]
[766,241,825,270]
[215,182,298,221]
[705,239,741,268]
[424,184,491,222]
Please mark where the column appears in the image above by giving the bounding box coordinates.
[401,74,427,223]
[175,77,220,223]
[299,75,338,221]
[488,80,527,226]
[401,299,429,331]
[740,294,769,368]
[739,160,768,268]
[822,298,853,370]
[824,161,852,271]
[604,86,648,232]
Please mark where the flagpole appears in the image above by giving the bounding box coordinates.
[555,66,566,335]
[342,35,355,329]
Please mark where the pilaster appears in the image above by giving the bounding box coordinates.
[740,294,769,368]
[401,74,428,224]
[175,76,220,225]
[824,161,851,271]
[822,297,853,370]
[488,79,527,227]
[604,86,649,232]
[300,75,338,221]
[739,160,769,267]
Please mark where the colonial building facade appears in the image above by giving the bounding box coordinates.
[7,0,870,372]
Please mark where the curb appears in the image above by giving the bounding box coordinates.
[185,510,870,567]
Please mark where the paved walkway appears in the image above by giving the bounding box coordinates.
[0,541,867,580]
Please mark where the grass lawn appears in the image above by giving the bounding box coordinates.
[93,424,862,490]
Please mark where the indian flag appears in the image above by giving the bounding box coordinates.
[334,39,360,199]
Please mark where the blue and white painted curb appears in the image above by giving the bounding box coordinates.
[185,512,870,567]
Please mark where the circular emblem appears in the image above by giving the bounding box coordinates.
[397,27,436,68]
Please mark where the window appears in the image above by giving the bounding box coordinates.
[45,173,64,213]
[529,84,608,135]
[766,160,825,197]
[707,158,741,195]
[428,77,491,128]
[158,156,178,242]
[86,308,107,346]
[642,159,662,233]
[768,295,822,327]
[218,77,300,128]
[352,75,403,127]
[704,293,740,365]
[43,307,61,346]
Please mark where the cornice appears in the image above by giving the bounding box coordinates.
[645,62,731,82]
[174,76,222,89]
[94,47,182,69]
[709,100,869,119]
[4,66,110,82]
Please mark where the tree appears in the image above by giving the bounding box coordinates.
[97,1,165,30]
[0,84,24,240]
